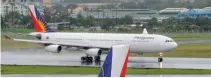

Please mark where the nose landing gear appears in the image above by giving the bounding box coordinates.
[158,52,163,68]
[158,52,163,62]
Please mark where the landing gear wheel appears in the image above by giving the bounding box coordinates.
[158,57,163,62]
[86,56,93,62]
[94,56,101,62]
[81,56,86,61]
[89,57,93,62]
[81,56,93,62]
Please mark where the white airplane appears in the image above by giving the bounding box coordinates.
[4,5,178,62]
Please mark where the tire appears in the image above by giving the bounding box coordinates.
[94,56,101,61]
[81,56,86,61]
[89,57,93,62]
[158,58,163,62]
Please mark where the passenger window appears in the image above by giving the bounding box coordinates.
[165,40,174,42]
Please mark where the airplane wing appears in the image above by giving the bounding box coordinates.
[176,39,211,44]
[3,35,110,49]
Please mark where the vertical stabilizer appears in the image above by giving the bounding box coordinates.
[98,44,130,77]
[28,5,54,32]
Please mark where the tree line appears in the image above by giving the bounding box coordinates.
[102,0,211,10]
[1,12,31,29]
[148,17,211,32]
[1,11,133,30]
[2,11,211,32]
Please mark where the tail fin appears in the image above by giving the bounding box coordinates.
[98,44,130,77]
[28,5,54,32]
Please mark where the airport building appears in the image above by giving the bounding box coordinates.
[70,8,180,23]
[178,8,211,19]
[70,8,160,23]
[1,0,45,16]
[68,7,211,23]
[1,2,29,16]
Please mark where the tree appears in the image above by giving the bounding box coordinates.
[102,17,115,30]
[43,13,51,23]
[1,16,7,29]
[43,8,52,22]
[68,16,76,25]
[4,11,21,19]
[20,15,30,25]
[122,15,133,25]
[144,0,161,9]
[195,17,209,32]
[52,4,65,14]
[188,24,200,32]
[76,13,85,26]
[84,15,96,26]
[119,2,138,9]
[148,17,158,29]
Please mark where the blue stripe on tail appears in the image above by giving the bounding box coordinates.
[98,47,113,77]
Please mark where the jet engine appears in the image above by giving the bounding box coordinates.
[85,48,102,56]
[45,45,62,53]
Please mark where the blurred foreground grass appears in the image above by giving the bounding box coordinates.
[2,65,211,74]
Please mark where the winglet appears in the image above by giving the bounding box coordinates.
[98,44,130,77]
[3,35,12,40]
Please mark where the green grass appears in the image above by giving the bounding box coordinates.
[164,33,211,40]
[2,28,34,33]
[2,65,211,74]
[1,39,42,49]
[1,32,42,49]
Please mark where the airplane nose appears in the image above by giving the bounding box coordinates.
[172,42,178,49]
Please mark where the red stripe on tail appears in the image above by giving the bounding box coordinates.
[28,8,43,32]
[120,48,130,77]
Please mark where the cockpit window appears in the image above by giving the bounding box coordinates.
[165,40,174,42]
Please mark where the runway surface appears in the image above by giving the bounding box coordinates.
[2,74,211,77]
[1,48,211,69]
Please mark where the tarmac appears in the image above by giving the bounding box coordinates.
[1,48,211,69]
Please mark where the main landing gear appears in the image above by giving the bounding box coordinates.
[81,56,101,62]
[81,56,101,66]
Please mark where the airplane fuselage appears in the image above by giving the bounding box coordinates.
[37,32,178,53]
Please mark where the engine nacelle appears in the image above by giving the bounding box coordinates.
[85,48,102,56]
[45,45,62,53]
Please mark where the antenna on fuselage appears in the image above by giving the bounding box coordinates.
[141,24,148,35]
[143,28,148,35]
